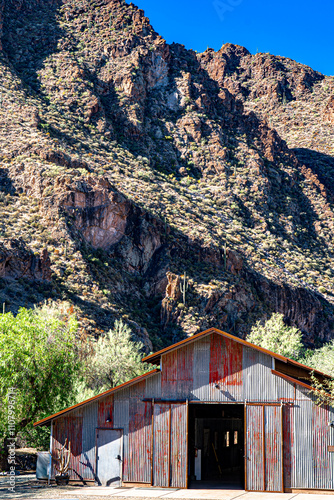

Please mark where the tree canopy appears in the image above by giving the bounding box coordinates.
[246,312,303,359]
[83,319,150,395]
[0,302,81,450]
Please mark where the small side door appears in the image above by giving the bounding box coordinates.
[96,428,123,486]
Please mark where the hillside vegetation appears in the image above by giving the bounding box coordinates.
[0,0,333,350]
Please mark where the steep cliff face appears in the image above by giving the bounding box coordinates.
[0,0,333,348]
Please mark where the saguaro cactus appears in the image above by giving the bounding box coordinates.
[223,241,227,271]
[180,272,189,305]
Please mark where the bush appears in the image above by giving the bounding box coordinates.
[246,313,303,359]
[83,319,151,394]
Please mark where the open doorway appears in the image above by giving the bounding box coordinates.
[188,404,244,489]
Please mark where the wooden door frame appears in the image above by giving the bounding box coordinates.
[244,403,284,493]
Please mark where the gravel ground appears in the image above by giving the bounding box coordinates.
[0,475,122,500]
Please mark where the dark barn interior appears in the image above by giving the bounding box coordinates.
[188,404,244,489]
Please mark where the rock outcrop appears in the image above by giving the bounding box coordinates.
[0,0,333,348]
[0,240,51,281]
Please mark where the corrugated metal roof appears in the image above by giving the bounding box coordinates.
[142,327,331,378]
[33,369,160,427]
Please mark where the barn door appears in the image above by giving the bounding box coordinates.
[96,429,122,486]
[152,403,188,488]
[245,404,283,492]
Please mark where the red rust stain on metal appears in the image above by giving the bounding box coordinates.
[161,350,177,397]
[98,394,113,428]
[52,416,82,480]
[170,403,187,488]
[162,344,193,397]
[127,381,152,483]
[153,403,170,487]
[313,404,330,475]
[177,344,193,396]
[210,333,242,386]
[283,404,293,488]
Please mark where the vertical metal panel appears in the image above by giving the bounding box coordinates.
[153,403,170,487]
[292,400,314,489]
[52,416,83,481]
[161,350,178,398]
[176,344,194,398]
[275,374,295,401]
[114,391,129,481]
[283,403,294,489]
[209,334,243,401]
[81,402,98,480]
[36,451,50,480]
[192,336,210,400]
[295,384,313,400]
[161,345,194,399]
[145,372,161,399]
[312,403,332,490]
[264,405,283,492]
[127,381,152,483]
[243,348,276,401]
[170,404,187,488]
[246,405,264,491]
[98,394,113,428]
[329,407,334,491]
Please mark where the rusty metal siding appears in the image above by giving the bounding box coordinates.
[192,336,211,400]
[127,381,152,483]
[161,344,194,399]
[152,403,187,488]
[176,344,194,398]
[161,350,178,398]
[52,416,83,481]
[246,405,264,491]
[243,348,276,402]
[145,371,161,399]
[283,403,294,489]
[329,407,334,491]
[209,334,243,402]
[113,391,129,481]
[170,404,187,488]
[153,403,170,487]
[292,400,314,489]
[264,405,283,492]
[80,402,98,480]
[275,374,295,401]
[313,403,330,490]
[97,395,113,428]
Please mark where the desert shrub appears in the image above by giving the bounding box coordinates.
[246,313,303,359]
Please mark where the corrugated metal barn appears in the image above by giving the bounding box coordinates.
[34,327,334,493]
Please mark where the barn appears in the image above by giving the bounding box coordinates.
[34,327,334,493]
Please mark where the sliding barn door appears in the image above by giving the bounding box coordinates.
[245,404,283,492]
[152,403,187,488]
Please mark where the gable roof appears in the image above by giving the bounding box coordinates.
[33,368,160,427]
[34,328,331,428]
[142,327,329,378]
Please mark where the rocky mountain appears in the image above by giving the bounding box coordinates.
[0,0,333,350]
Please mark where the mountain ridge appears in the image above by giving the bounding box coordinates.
[0,0,333,349]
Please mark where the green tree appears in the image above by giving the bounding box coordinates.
[0,302,81,458]
[246,313,303,359]
[299,341,334,408]
[84,319,150,395]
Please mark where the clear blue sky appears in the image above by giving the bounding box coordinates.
[131,0,333,76]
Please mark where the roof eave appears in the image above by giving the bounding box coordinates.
[33,368,160,427]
